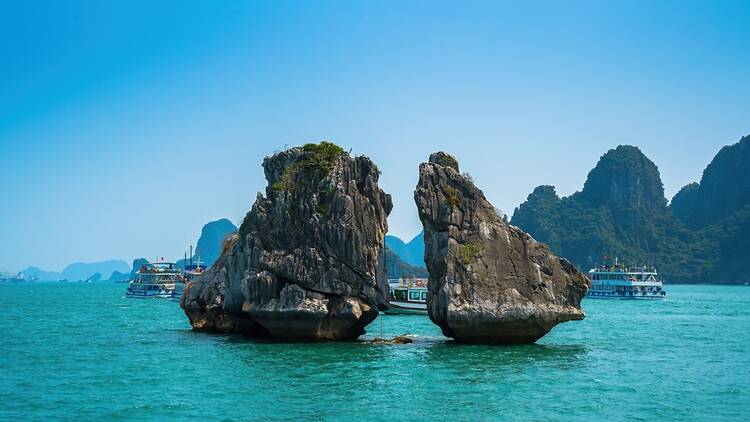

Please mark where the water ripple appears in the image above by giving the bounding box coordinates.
[0,283,748,421]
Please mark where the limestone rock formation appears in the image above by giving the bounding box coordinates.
[511,137,750,283]
[181,142,392,341]
[180,239,237,334]
[671,134,750,229]
[414,152,589,345]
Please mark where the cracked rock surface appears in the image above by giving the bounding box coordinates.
[415,152,589,344]
[181,142,392,341]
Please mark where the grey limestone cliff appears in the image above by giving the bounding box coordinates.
[182,142,392,340]
[414,152,589,344]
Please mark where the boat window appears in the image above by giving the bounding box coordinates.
[393,289,407,301]
[409,291,421,301]
[421,291,428,300]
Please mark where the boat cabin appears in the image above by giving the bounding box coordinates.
[136,262,181,284]
[388,278,428,303]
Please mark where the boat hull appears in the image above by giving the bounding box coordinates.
[585,292,665,300]
[125,291,174,299]
[384,301,427,315]
[124,282,184,300]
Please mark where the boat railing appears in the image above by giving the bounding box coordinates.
[593,265,656,273]
[388,278,428,289]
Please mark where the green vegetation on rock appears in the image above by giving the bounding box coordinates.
[437,154,459,169]
[458,242,480,265]
[445,186,459,209]
[271,168,294,192]
[272,141,345,194]
[300,141,344,176]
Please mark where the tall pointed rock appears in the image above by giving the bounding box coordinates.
[414,152,589,344]
[182,142,392,340]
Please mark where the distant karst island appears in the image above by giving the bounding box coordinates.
[18,218,238,283]
[388,135,750,285]
[512,135,750,284]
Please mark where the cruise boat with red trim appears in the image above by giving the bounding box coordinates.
[125,260,184,299]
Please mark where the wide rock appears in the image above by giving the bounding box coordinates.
[414,152,589,345]
[181,142,392,341]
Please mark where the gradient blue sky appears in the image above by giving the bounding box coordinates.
[1,1,748,271]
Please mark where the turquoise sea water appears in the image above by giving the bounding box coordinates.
[1,283,748,421]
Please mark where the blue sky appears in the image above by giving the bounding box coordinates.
[1,1,748,271]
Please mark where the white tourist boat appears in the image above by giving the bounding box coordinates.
[125,261,185,299]
[586,259,666,300]
[385,278,428,315]
[0,272,26,283]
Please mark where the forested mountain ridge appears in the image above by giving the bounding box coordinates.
[671,135,750,229]
[512,136,750,284]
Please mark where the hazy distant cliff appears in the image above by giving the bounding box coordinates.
[178,219,238,268]
[385,232,425,267]
[384,247,428,279]
[384,231,428,278]
[512,136,750,284]
[193,219,238,266]
[21,260,130,281]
